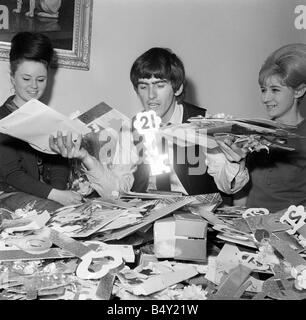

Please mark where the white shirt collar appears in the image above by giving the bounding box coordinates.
[168,102,183,124]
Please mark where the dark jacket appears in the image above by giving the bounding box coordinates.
[131,102,219,195]
[0,96,70,198]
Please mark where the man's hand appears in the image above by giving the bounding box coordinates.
[49,131,88,161]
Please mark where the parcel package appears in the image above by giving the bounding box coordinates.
[154,212,207,262]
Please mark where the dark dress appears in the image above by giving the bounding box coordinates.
[0,96,70,211]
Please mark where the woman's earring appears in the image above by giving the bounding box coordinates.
[10,86,15,94]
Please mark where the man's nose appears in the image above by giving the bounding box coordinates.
[148,85,157,99]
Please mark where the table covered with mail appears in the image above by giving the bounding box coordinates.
[0,101,306,300]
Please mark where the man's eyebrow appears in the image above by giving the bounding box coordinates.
[137,79,168,84]
[153,79,168,84]
[137,80,148,84]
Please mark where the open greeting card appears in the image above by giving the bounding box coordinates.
[0,99,91,154]
[0,99,131,155]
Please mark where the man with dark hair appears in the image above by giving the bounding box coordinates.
[130,47,248,195]
[50,47,248,200]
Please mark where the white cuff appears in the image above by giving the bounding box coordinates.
[206,149,249,194]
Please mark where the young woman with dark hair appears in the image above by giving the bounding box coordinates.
[0,32,83,210]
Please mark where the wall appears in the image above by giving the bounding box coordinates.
[0,0,305,118]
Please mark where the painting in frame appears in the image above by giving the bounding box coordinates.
[0,0,93,70]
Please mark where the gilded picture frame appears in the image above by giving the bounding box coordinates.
[0,0,93,70]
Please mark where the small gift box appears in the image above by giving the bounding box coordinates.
[154,212,207,262]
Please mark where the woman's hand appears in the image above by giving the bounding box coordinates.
[49,131,89,161]
[47,188,83,206]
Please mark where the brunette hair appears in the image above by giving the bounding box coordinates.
[130,47,185,102]
[9,32,54,75]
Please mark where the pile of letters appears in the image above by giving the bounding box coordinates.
[0,191,306,300]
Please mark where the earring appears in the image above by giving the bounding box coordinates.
[10,86,15,94]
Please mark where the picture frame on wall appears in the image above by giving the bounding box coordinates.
[0,0,93,70]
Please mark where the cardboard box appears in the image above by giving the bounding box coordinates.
[154,212,207,262]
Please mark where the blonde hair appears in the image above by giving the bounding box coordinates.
[259,43,306,91]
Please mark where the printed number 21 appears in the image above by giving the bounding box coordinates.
[141,114,156,130]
